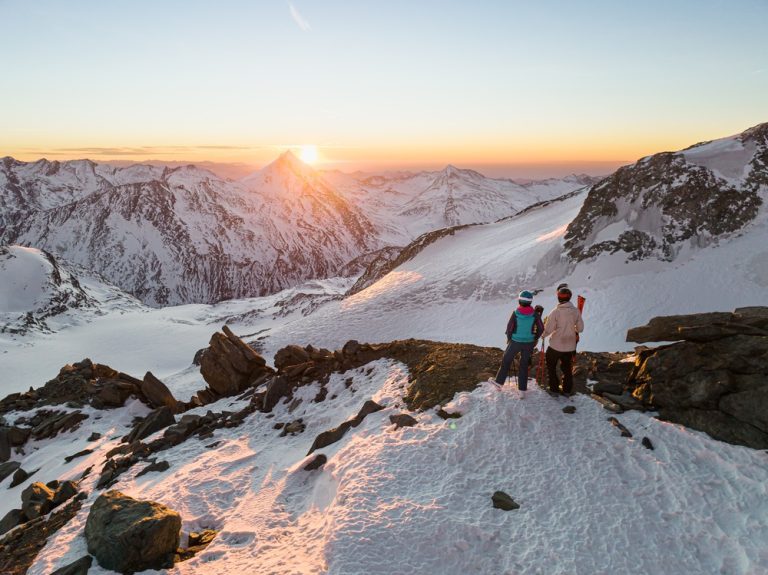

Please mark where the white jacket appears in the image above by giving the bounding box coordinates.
[543,301,584,352]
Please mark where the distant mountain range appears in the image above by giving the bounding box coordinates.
[0,153,591,306]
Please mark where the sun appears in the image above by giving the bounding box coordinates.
[299,145,318,164]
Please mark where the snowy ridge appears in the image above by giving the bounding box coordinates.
[0,246,142,336]
[6,361,766,575]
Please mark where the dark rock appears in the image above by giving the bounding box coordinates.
[562,406,577,414]
[20,482,55,519]
[125,406,176,443]
[719,386,768,434]
[281,420,305,436]
[0,461,20,482]
[274,345,310,371]
[7,426,30,447]
[603,392,645,411]
[142,372,181,413]
[31,411,89,440]
[49,555,93,575]
[0,508,23,536]
[93,379,138,408]
[593,381,624,396]
[136,460,170,477]
[607,417,633,438]
[491,491,520,511]
[199,325,271,396]
[87,432,102,441]
[10,467,32,488]
[303,454,327,471]
[52,481,79,507]
[389,413,418,429]
[64,449,93,463]
[0,428,9,462]
[85,490,181,573]
[342,340,361,356]
[658,407,768,450]
[188,529,217,547]
[436,409,462,419]
[641,437,654,450]
[627,312,735,343]
[262,376,294,412]
[307,400,383,455]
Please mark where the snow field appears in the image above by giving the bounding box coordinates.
[18,360,768,575]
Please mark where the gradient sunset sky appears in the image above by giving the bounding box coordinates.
[1,0,767,177]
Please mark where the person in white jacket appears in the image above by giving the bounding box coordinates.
[541,286,584,395]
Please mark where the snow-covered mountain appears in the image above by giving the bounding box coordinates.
[0,154,589,306]
[564,122,768,262]
[0,246,143,336]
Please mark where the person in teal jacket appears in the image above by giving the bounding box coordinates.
[492,290,544,397]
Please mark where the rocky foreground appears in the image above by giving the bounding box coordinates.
[0,308,766,573]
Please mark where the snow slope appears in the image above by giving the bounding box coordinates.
[9,363,767,575]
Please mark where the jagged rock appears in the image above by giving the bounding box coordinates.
[274,345,310,371]
[64,449,93,463]
[0,461,21,482]
[52,481,79,507]
[49,556,93,575]
[85,490,181,573]
[641,437,654,450]
[21,482,55,519]
[389,413,418,429]
[31,411,89,440]
[307,400,383,455]
[491,491,520,511]
[92,379,138,409]
[0,509,23,536]
[10,467,32,488]
[303,454,327,471]
[262,376,293,413]
[136,460,170,478]
[124,406,175,444]
[142,372,181,413]
[200,326,272,396]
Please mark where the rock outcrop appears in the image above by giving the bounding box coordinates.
[626,307,768,449]
[198,325,274,399]
[85,490,181,573]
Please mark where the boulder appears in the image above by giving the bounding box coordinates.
[85,490,181,573]
[7,426,30,446]
[125,406,176,444]
[0,508,23,536]
[31,411,89,440]
[200,326,272,396]
[303,454,327,471]
[20,482,55,520]
[141,372,181,413]
[718,386,768,433]
[389,413,418,429]
[52,481,79,507]
[10,467,33,488]
[274,345,310,371]
[562,406,577,414]
[307,400,383,455]
[262,376,294,412]
[92,379,139,408]
[627,308,768,343]
[491,491,520,511]
[0,461,20,482]
[0,428,10,462]
[627,312,736,343]
[49,556,93,575]
[136,460,170,478]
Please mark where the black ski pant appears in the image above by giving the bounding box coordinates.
[546,347,574,394]
[495,340,534,390]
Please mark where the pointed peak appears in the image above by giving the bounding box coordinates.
[265,149,316,177]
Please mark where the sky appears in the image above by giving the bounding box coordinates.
[1,0,767,177]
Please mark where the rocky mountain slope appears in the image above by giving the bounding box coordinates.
[0,246,142,336]
[564,122,768,262]
[0,154,588,307]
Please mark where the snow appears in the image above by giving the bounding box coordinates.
[681,136,757,184]
[0,246,54,312]
[16,363,768,575]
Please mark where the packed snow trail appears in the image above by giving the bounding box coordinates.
[20,360,768,575]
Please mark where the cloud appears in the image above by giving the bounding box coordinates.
[288,2,311,31]
[17,145,265,157]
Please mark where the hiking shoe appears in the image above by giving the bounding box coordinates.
[519,390,528,399]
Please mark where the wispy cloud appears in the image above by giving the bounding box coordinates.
[18,145,265,157]
[288,2,311,31]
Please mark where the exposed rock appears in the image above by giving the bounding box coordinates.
[21,482,55,520]
[280,420,306,437]
[0,461,20,482]
[49,556,93,575]
[199,325,272,397]
[0,429,9,462]
[30,411,88,440]
[141,372,181,413]
[7,426,30,446]
[262,376,294,412]
[10,467,33,488]
[64,449,93,463]
[91,378,139,409]
[436,409,462,420]
[603,392,645,411]
[641,437,655,450]
[85,490,181,573]
[0,495,83,575]
[592,381,624,396]
[389,413,418,429]
[136,460,170,478]
[124,406,176,444]
[0,508,22,536]
[608,417,633,438]
[307,400,384,455]
[303,454,327,471]
[274,345,310,371]
[562,406,577,414]
[52,481,79,508]
[491,491,520,511]
[177,529,218,562]
[87,432,101,442]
